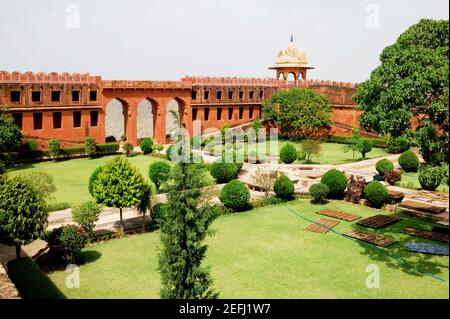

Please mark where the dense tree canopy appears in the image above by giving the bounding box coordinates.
[0,107,22,153]
[354,19,449,162]
[92,156,147,230]
[0,175,47,258]
[261,88,332,139]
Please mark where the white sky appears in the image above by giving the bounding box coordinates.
[1,0,448,83]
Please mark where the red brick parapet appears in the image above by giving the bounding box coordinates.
[182,76,358,88]
[102,80,191,90]
[0,71,100,84]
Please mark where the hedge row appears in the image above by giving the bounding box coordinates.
[0,143,119,164]
[327,135,386,148]
[7,257,65,299]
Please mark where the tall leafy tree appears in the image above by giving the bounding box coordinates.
[0,107,22,152]
[91,156,147,231]
[158,162,219,299]
[354,19,449,162]
[0,175,47,258]
[261,87,332,139]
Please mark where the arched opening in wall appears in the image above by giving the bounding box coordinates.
[105,98,127,142]
[287,72,296,82]
[166,98,186,140]
[278,72,286,80]
[137,99,158,140]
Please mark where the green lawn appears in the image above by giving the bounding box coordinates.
[42,199,449,299]
[7,155,169,208]
[398,172,449,193]
[213,141,388,164]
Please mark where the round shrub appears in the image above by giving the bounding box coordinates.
[375,159,394,175]
[364,180,388,208]
[320,169,347,198]
[309,183,329,203]
[398,150,420,172]
[48,225,86,264]
[140,138,154,154]
[385,169,401,186]
[105,135,116,143]
[210,160,238,183]
[152,143,164,152]
[297,150,306,161]
[274,175,295,199]
[418,166,443,191]
[280,143,298,164]
[149,161,171,190]
[84,136,97,157]
[219,180,250,211]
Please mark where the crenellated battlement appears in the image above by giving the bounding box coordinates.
[102,80,191,90]
[0,71,101,83]
[182,76,358,88]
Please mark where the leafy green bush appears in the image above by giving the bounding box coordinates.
[309,183,329,203]
[140,138,154,154]
[149,161,171,190]
[72,201,101,240]
[398,150,420,172]
[210,160,238,183]
[123,143,134,157]
[320,169,347,198]
[7,257,65,299]
[48,225,86,264]
[359,139,373,159]
[60,146,85,156]
[327,135,386,148]
[364,180,388,208]
[375,159,394,175]
[23,140,39,152]
[441,163,448,186]
[297,150,306,161]
[418,165,443,191]
[385,169,401,186]
[47,139,60,159]
[274,175,295,199]
[0,161,5,175]
[219,180,250,211]
[152,144,164,152]
[280,142,298,164]
[84,136,97,157]
[385,134,416,154]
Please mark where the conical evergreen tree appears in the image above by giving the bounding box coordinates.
[158,162,219,299]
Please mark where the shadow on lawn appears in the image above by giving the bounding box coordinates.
[37,250,102,274]
[350,211,448,279]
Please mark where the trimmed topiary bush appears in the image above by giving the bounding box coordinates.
[418,165,443,191]
[209,160,238,183]
[297,150,306,161]
[48,225,86,264]
[320,169,347,198]
[149,161,171,190]
[385,169,401,186]
[84,136,97,157]
[274,175,295,199]
[71,201,101,241]
[152,143,164,152]
[375,159,394,175]
[279,143,298,164]
[88,166,102,196]
[309,183,329,203]
[398,150,420,172]
[364,180,388,208]
[48,139,60,159]
[140,138,154,154]
[219,180,250,211]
